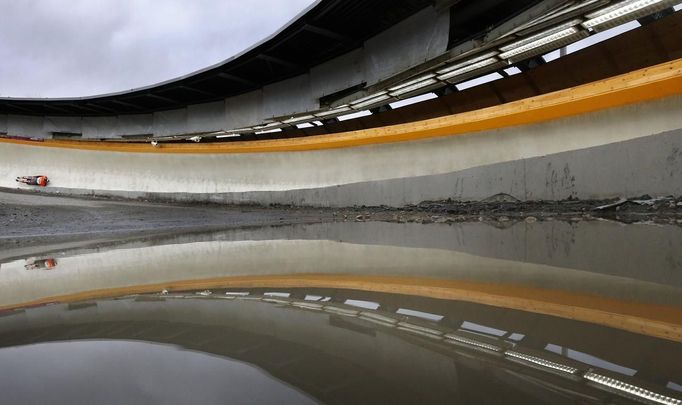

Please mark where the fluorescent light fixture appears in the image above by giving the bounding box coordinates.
[500,27,580,59]
[388,74,436,92]
[360,311,398,324]
[351,94,391,109]
[584,372,681,405]
[437,58,500,81]
[262,297,290,304]
[584,0,674,30]
[506,351,579,374]
[500,20,582,52]
[292,301,323,310]
[360,316,398,328]
[545,345,637,376]
[323,306,359,316]
[498,20,583,61]
[437,51,499,74]
[254,128,282,134]
[282,115,315,124]
[253,122,282,130]
[351,91,388,105]
[538,0,603,23]
[444,333,503,352]
[216,134,240,138]
[397,322,443,336]
[397,326,443,339]
[314,105,351,117]
[389,78,439,96]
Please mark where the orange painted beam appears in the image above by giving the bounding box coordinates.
[3,274,681,342]
[2,58,682,154]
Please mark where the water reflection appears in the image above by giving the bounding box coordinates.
[0,220,681,403]
[0,288,680,404]
[0,340,314,405]
[23,257,57,271]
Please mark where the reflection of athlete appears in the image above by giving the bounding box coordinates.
[16,175,49,187]
[24,258,57,270]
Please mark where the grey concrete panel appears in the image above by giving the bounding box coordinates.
[34,128,682,208]
[82,116,117,139]
[263,74,315,119]
[0,114,7,133]
[117,114,153,136]
[282,128,682,205]
[363,7,449,85]
[4,95,681,210]
[310,49,364,98]
[525,131,682,200]
[153,108,188,136]
[187,101,226,133]
[225,90,263,129]
[7,115,48,138]
[44,116,82,134]
[302,219,675,290]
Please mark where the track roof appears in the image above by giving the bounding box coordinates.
[0,0,533,116]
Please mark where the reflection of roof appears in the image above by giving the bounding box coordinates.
[0,0,541,117]
[2,293,680,404]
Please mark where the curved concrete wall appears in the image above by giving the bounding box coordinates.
[1,61,681,205]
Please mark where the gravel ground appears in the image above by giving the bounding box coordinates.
[2,189,681,250]
[0,189,334,249]
[334,194,682,225]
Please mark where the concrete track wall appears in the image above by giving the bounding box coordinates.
[1,61,681,206]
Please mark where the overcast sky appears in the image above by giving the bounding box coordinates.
[0,0,315,98]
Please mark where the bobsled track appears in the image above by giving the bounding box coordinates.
[1,0,682,207]
[1,59,682,207]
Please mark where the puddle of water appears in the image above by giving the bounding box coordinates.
[0,220,681,404]
[0,340,314,405]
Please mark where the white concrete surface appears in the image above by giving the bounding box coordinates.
[0,95,681,205]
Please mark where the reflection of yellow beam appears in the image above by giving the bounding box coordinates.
[2,59,682,154]
[3,274,681,342]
